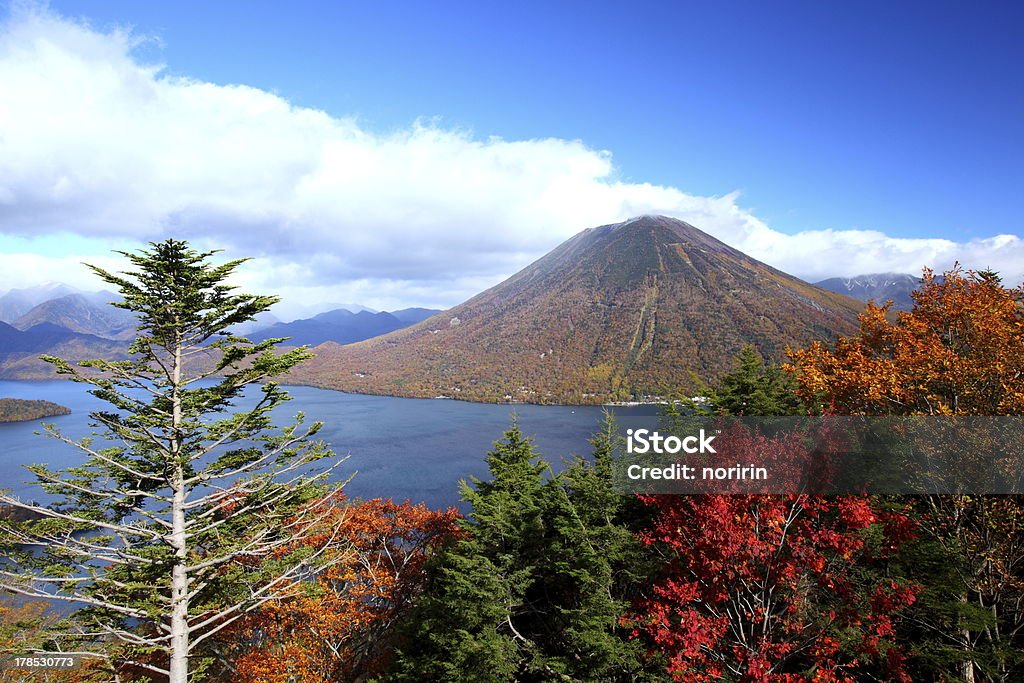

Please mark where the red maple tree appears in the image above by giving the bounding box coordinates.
[632,427,917,682]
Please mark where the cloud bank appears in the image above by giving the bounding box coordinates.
[0,5,1020,312]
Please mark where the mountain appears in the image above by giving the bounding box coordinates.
[289,215,865,403]
[813,273,920,310]
[247,308,441,347]
[0,320,31,351]
[1,320,98,353]
[13,294,137,340]
[0,321,127,379]
[280,302,378,322]
[391,308,444,325]
[333,303,378,314]
[0,283,78,322]
[230,311,283,337]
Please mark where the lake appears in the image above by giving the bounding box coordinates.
[0,380,659,510]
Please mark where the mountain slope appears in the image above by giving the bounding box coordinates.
[14,294,137,339]
[813,273,919,310]
[290,216,864,403]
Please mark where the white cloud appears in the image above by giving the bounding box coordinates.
[0,5,1021,315]
[0,248,127,293]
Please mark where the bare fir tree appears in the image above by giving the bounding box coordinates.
[0,240,350,682]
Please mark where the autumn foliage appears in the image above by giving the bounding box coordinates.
[634,488,916,680]
[222,496,459,683]
[788,266,1024,416]
[786,266,1024,680]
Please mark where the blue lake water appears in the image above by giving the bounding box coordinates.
[0,380,659,510]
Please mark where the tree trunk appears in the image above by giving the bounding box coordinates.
[961,654,976,683]
[961,592,976,683]
[169,475,189,683]
[168,335,190,683]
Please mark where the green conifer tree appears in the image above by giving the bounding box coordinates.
[532,413,656,681]
[704,344,802,416]
[0,240,347,682]
[389,416,660,682]
[388,422,545,682]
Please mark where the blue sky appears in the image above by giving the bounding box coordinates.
[45,0,1023,238]
[0,1,1021,311]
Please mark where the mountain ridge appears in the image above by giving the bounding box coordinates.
[247,307,441,347]
[814,273,920,310]
[0,320,128,379]
[0,283,79,322]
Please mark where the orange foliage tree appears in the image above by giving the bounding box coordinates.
[788,266,1024,416]
[219,496,458,683]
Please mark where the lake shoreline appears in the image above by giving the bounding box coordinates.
[3,374,673,409]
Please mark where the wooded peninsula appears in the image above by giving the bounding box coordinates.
[0,397,71,422]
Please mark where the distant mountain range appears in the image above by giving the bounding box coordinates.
[230,312,283,337]
[813,273,920,310]
[0,319,113,353]
[281,302,378,322]
[247,307,440,347]
[1,228,928,399]
[0,284,440,380]
[0,319,127,379]
[288,216,866,403]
